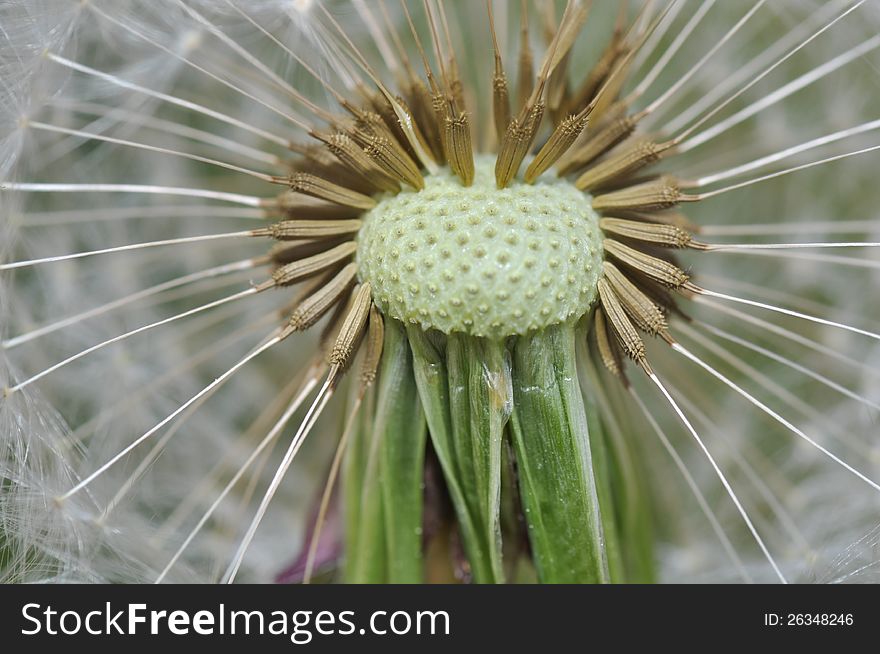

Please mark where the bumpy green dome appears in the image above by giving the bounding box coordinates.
[357,156,603,339]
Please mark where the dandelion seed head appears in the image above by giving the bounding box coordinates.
[2,0,880,584]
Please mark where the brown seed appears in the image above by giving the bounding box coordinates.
[492,73,512,146]
[598,278,650,372]
[269,237,350,266]
[566,17,627,114]
[432,91,450,153]
[319,285,356,354]
[288,141,338,168]
[524,110,590,182]
[599,217,693,249]
[495,102,545,188]
[407,79,446,162]
[445,112,475,186]
[615,210,700,232]
[602,261,668,336]
[516,1,534,111]
[576,139,673,191]
[558,114,637,174]
[265,219,362,241]
[328,283,373,368]
[366,93,419,159]
[351,106,396,141]
[281,172,377,210]
[603,239,690,289]
[360,305,385,386]
[487,0,512,146]
[494,118,524,187]
[269,193,361,219]
[361,133,425,191]
[394,95,439,168]
[541,0,591,120]
[547,50,572,123]
[592,176,694,213]
[367,91,437,170]
[594,306,625,380]
[271,242,357,287]
[277,268,338,320]
[316,132,400,193]
[288,263,358,332]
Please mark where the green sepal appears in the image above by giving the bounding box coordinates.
[578,330,657,583]
[407,327,507,583]
[509,322,609,583]
[345,320,426,582]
